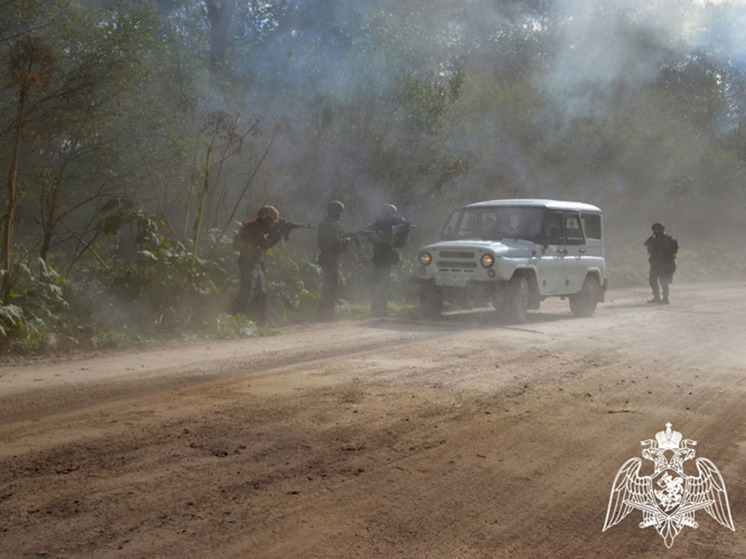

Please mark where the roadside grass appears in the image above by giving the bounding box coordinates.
[4,243,745,355]
[605,242,746,289]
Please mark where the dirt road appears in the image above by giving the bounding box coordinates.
[1,282,744,558]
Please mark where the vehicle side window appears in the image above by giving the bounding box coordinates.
[564,212,584,245]
[581,213,602,240]
[545,211,564,244]
[441,210,460,239]
[460,211,482,238]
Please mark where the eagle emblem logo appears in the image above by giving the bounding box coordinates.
[603,423,735,548]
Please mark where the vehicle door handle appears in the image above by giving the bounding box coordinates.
[556,248,567,255]
[578,248,586,254]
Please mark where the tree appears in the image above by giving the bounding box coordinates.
[204,0,236,82]
[191,109,243,269]
[2,36,57,304]
[3,2,193,272]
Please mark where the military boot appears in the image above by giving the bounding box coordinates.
[660,286,669,305]
[648,286,660,304]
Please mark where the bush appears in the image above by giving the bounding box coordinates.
[1,260,72,352]
[0,304,24,339]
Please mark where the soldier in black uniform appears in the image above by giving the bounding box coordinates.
[317,201,353,319]
[230,205,283,323]
[369,204,409,314]
[644,222,679,305]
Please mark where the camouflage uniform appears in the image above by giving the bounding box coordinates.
[317,202,351,319]
[230,208,283,323]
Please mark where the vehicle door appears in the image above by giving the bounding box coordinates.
[536,209,566,294]
[562,211,587,293]
[580,211,605,277]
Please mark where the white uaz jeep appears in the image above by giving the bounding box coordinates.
[413,199,606,322]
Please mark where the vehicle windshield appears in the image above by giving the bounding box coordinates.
[441,207,545,242]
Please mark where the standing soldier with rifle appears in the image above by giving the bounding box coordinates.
[369,203,412,315]
[230,205,310,324]
[317,200,354,320]
[644,222,679,305]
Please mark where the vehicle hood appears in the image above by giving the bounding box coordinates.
[419,239,536,256]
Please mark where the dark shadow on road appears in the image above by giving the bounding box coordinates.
[602,301,655,309]
[362,306,575,333]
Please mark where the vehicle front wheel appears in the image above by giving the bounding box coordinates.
[419,284,443,319]
[569,276,600,317]
[506,275,529,324]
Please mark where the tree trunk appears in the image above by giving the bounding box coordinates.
[204,0,236,79]
[1,86,28,304]
[191,145,213,271]
[39,175,63,261]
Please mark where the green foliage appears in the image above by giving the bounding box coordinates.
[334,300,374,320]
[11,260,69,326]
[606,242,746,289]
[0,304,24,338]
[605,244,648,289]
[200,312,258,339]
[264,243,323,322]
[28,222,312,350]
[0,259,71,351]
[67,226,232,340]
[676,245,746,282]
[3,0,746,353]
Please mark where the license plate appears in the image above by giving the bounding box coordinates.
[435,276,467,288]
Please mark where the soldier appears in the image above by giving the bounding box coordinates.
[230,205,283,324]
[317,201,354,319]
[369,203,409,315]
[644,222,679,305]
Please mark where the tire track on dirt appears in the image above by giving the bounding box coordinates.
[0,325,450,423]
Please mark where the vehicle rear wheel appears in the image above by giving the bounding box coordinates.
[419,284,443,319]
[506,275,529,324]
[569,276,599,317]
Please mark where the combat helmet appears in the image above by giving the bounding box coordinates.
[257,205,280,221]
[381,203,398,217]
[326,200,345,218]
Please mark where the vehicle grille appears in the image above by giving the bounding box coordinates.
[439,251,475,259]
[436,261,477,272]
[435,250,478,272]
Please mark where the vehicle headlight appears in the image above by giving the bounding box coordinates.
[418,252,432,266]
[480,254,495,268]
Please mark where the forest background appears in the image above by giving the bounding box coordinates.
[1,0,745,352]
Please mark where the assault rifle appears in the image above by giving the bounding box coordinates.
[274,219,313,240]
[349,222,416,248]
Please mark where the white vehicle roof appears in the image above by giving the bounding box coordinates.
[465,199,602,213]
